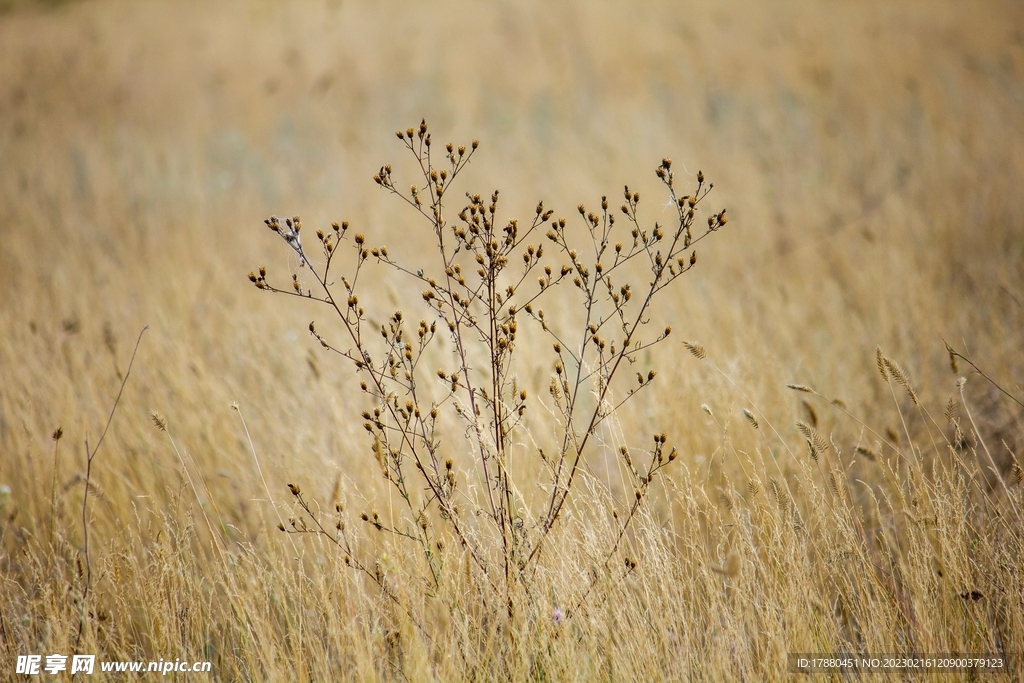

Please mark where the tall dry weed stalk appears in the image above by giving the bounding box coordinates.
[252,120,727,619]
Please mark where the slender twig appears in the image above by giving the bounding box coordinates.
[944,339,1024,411]
[76,324,147,646]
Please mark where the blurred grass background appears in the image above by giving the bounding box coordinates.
[1,0,1022,680]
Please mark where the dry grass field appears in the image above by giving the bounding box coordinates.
[2,0,1023,680]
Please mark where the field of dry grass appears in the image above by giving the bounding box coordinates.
[2,0,1023,680]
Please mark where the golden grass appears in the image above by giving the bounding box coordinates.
[1,0,1023,680]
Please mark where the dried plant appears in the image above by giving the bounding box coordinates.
[252,120,725,615]
[4,5,1024,681]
